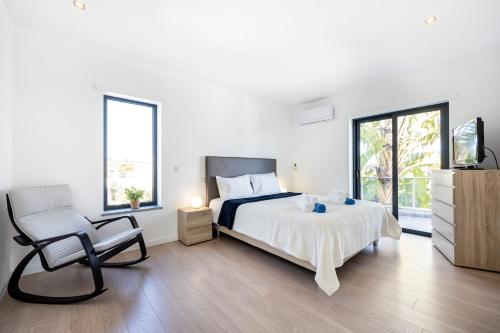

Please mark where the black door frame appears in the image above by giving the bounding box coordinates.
[353,103,449,237]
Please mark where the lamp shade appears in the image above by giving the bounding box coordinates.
[191,196,203,209]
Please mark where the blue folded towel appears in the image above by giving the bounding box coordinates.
[314,203,326,213]
[345,198,355,205]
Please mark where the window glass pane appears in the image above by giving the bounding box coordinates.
[359,119,393,211]
[105,98,155,207]
[397,111,441,234]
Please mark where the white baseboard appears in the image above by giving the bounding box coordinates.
[21,234,178,276]
[144,235,178,247]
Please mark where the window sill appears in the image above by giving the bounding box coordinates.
[101,205,163,216]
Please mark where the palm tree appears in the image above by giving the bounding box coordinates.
[360,111,440,208]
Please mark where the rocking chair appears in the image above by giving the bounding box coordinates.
[6,184,149,304]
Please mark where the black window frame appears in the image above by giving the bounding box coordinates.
[103,95,158,211]
[352,102,449,237]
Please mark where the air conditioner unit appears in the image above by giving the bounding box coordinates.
[296,105,334,125]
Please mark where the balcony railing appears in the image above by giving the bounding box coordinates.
[360,176,431,211]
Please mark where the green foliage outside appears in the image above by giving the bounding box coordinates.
[360,111,441,209]
[108,161,153,205]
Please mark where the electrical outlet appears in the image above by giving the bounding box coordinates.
[173,166,180,173]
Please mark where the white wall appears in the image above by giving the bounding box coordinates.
[0,0,14,293]
[10,26,294,270]
[293,49,500,194]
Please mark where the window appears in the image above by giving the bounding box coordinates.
[103,95,158,211]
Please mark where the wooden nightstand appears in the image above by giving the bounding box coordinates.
[178,207,213,245]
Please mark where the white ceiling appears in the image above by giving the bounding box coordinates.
[4,0,500,105]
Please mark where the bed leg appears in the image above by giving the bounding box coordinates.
[212,224,220,238]
[373,240,378,246]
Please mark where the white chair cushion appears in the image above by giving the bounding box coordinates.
[52,228,144,267]
[94,228,143,252]
[9,185,73,219]
[16,207,99,268]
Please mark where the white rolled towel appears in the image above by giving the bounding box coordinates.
[298,200,315,212]
[297,196,315,212]
[308,196,319,205]
[328,189,347,205]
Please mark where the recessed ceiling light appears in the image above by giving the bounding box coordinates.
[424,16,438,25]
[73,0,86,11]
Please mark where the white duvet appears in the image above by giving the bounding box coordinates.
[210,194,401,295]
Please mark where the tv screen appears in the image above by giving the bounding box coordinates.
[452,118,484,167]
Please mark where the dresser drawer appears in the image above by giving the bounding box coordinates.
[186,225,212,245]
[432,229,455,263]
[431,214,454,243]
[431,170,454,187]
[432,199,454,224]
[432,184,454,206]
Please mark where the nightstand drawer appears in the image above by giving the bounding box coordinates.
[186,213,212,228]
[186,225,212,245]
[188,209,212,219]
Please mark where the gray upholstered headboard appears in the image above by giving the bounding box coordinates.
[205,156,277,203]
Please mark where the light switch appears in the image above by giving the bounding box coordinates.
[173,166,180,173]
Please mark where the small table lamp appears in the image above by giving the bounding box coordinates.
[191,196,203,209]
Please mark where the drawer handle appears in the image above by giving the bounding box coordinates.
[432,215,456,227]
[433,198,455,207]
[432,213,453,224]
[433,229,455,247]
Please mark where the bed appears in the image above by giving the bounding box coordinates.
[206,156,401,295]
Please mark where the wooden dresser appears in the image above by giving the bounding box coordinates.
[178,207,213,245]
[431,169,500,272]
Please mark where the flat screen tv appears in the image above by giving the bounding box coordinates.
[452,117,485,168]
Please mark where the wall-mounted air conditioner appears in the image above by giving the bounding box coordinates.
[296,105,334,125]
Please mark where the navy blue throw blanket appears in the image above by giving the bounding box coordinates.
[217,192,302,230]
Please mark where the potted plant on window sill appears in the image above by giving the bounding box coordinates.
[124,187,145,209]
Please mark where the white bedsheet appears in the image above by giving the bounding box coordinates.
[209,198,224,223]
[210,194,401,295]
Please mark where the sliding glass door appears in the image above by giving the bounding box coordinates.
[353,104,449,236]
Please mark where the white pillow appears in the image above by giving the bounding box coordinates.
[250,172,281,196]
[216,175,254,200]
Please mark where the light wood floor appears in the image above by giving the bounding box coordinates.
[1,233,499,333]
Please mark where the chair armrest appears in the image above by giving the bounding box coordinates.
[13,235,34,246]
[88,215,139,230]
[13,231,95,253]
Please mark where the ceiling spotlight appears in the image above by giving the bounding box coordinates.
[73,0,86,11]
[424,16,438,25]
